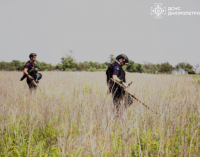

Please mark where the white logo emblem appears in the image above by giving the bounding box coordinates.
[151,3,166,19]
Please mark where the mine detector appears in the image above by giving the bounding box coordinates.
[110,78,160,116]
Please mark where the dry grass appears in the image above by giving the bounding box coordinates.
[0,71,200,156]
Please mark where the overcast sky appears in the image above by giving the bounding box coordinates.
[0,0,200,66]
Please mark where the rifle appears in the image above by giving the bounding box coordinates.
[110,78,160,116]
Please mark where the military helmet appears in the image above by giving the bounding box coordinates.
[29,53,37,59]
[116,54,129,63]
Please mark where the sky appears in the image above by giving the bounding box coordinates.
[0,0,200,66]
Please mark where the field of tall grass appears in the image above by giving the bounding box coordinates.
[0,71,200,156]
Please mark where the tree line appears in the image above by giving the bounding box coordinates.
[0,60,54,71]
[127,61,196,74]
[0,54,199,74]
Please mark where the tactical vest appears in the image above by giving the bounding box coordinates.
[106,62,126,93]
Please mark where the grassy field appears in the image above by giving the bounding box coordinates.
[0,71,200,156]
